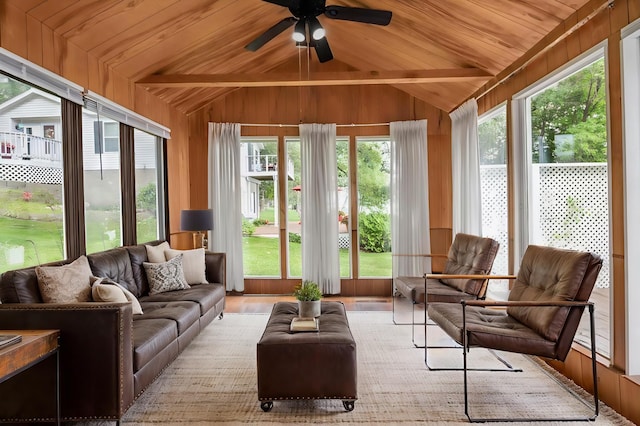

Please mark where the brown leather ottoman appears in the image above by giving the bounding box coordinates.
[257,301,357,412]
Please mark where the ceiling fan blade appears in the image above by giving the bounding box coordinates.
[324,5,392,26]
[262,0,298,8]
[245,17,297,52]
[313,37,333,63]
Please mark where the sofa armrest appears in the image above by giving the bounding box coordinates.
[0,302,134,422]
[205,251,226,288]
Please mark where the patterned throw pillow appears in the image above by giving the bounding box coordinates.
[36,255,93,303]
[143,254,190,295]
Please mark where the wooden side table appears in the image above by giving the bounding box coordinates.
[0,330,60,425]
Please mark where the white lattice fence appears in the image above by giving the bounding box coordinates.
[533,163,609,288]
[0,163,62,185]
[480,163,610,289]
[480,165,509,276]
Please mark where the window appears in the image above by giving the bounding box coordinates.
[241,138,281,277]
[478,105,509,299]
[286,138,302,277]
[515,47,610,357]
[94,120,119,153]
[134,128,160,243]
[0,76,64,272]
[357,137,391,278]
[84,111,121,253]
[622,18,640,374]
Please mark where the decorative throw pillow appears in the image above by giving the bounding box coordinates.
[145,241,171,263]
[115,283,144,315]
[164,248,207,285]
[92,280,128,303]
[91,278,144,315]
[143,254,190,295]
[36,255,93,303]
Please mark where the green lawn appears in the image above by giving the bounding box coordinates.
[257,208,300,224]
[243,235,391,278]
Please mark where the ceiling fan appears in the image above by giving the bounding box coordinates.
[245,0,392,63]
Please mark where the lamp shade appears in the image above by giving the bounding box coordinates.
[180,209,213,231]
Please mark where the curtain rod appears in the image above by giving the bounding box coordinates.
[241,122,389,128]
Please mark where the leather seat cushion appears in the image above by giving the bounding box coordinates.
[395,277,478,304]
[140,283,224,316]
[132,318,178,372]
[138,301,200,335]
[441,233,499,296]
[508,245,593,341]
[428,303,558,359]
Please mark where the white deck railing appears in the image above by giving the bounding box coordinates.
[0,131,62,163]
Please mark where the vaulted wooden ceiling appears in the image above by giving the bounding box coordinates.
[7,0,602,114]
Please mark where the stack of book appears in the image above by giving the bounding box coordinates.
[290,317,319,332]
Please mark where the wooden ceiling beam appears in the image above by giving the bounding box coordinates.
[136,68,493,88]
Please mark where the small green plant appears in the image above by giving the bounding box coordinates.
[288,232,301,243]
[242,218,256,236]
[293,280,322,301]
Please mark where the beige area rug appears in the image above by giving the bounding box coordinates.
[91,312,630,425]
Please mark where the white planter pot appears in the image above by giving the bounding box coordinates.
[298,300,321,318]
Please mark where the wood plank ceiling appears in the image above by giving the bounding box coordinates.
[7,0,599,114]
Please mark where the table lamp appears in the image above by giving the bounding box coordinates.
[180,209,213,249]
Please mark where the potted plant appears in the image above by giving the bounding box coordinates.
[293,280,322,318]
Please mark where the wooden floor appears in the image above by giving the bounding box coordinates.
[224,295,392,314]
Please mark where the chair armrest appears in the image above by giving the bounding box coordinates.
[205,251,226,287]
[393,253,448,258]
[0,302,134,420]
[463,299,594,308]
[424,273,516,280]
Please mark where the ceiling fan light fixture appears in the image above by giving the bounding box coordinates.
[292,19,306,42]
[309,17,325,40]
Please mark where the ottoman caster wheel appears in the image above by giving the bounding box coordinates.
[343,400,355,411]
[260,401,273,412]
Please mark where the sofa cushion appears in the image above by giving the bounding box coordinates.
[143,255,190,295]
[138,301,200,335]
[35,256,93,303]
[145,241,170,263]
[92,280,128,303]
[140,283,225,316]
[126,245,150,297]
[87,247,137,295]
[92,277,144,315]
[0,260,68,303]
[132,318,178,373]
[164,248,206,285]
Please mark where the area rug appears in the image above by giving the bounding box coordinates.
[102,312,630,425]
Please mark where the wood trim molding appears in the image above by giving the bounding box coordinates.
[136,68,493,88]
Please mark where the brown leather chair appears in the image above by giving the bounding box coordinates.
[394,233,500,347]
[427,245,602,422]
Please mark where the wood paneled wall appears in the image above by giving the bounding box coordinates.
[0,2,191,238]
[188,65,453,294]
[475,1,640,422]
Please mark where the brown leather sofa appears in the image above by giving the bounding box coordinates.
[0,240,226,423]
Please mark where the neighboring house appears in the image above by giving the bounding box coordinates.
[0,89,157,206]
[240,140,294,223]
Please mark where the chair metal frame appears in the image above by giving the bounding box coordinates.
[458,298,599,422]
[392,253,447,333]
[423,273,521,372]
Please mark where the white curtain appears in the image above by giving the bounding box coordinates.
[300,123,340,294]
[450,99,482,236]
[208,122,244,292]
[390,120,431,279]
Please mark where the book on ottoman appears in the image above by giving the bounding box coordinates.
[290,317,319,332]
